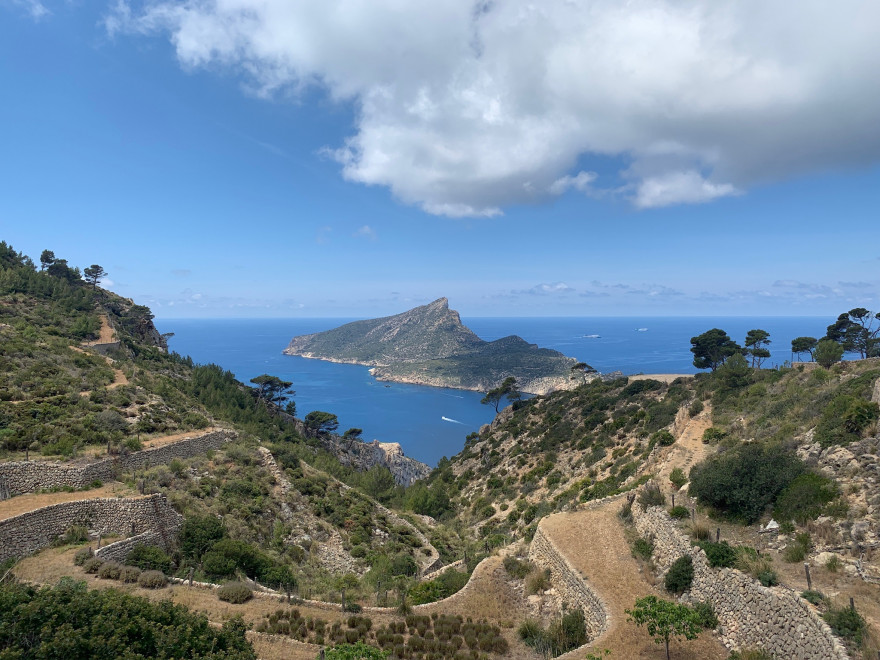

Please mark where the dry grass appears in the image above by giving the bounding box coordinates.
[0,483,138,522]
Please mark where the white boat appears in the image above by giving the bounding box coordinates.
[636,328,648,332]
[584,334,601,338]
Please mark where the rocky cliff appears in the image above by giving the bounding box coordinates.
[284,298,577,394]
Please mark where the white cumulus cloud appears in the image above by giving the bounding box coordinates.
[106,0,880,216]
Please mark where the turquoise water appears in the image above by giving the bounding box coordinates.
[157,316,830,465]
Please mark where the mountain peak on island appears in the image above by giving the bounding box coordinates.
[284,299,578,395]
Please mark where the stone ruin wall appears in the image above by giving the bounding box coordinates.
[528,524,608,641]
[0,494,182,564]
[0,430,235,498]
[633,503,849,660]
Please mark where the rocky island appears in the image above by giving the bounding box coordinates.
[284,297,578,394]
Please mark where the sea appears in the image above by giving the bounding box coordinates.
[156,316,832,466]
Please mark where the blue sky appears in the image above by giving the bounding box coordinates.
[1,0,878,318]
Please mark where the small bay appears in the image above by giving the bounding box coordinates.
[158,316,830,466]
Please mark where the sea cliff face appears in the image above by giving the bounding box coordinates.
[284,298,577,394]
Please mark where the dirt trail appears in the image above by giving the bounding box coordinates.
[0,483,139,522]
[544,501,727,660]
[83,315,116,345]
[657,405,712,487]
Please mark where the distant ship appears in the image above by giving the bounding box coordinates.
[584,334,601,338]
[636,328,648,332]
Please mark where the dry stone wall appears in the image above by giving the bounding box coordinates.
[95,530,165,563]
[633,503,849,660]
[0,430,235,498]
[0,494,182,564]
[528,525,608,640]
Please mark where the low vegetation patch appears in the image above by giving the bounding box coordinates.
[217,581,254,604]
[518,608,587,657]
[137,570,168,589]
[664,555,694,594]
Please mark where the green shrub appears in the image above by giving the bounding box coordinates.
[669,467,687,490]
[727,650,774,660]
[696,541,737,568]
[120,565,142,583]
[664,555,694,594]
[82,557,104,574]
[631,537,654,561]
[783,533,811,563]
[702,427,725,444]
[653,430,675,446]
[503,556,533,579]
[638,482,666,508]
[774,473,840,524]
[137,570,168,589]
[350,545,367,558]
[0,578,256,659]
[73,546,93,566]
[801,590,825,605]
[692,601,718,629]
[689,443,806,523]
[97,561,122,580]
[179,515,227,559]
[669,505,690,520]
[126,544,173,573]
[757,570,778,587]
[688,400,704,417]
[218,581,253,604]
[823,605,867,646]
[52,525,90,547]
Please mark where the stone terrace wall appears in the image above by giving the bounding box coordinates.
[529,525,608,640]
[0,430,235,498]
[633,503,849,660]
[95,530,165,563]
[0,494,182,564]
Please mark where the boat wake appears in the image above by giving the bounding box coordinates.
[441,416,465,425]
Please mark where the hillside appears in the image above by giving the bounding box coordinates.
[284,298,577,394]
[4,240,880,659]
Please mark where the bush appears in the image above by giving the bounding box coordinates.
[138,570,168,589]
[82,557,104,574]
[126,544,173,573]
[524,568,551,595]
[342,602,362,613]
[757,570,778,587]
[638,482,666,508]
[783,533,811,563]
[669,467,687,491]
[727,650,774,660]
[696,541,737,568]
[702,427,725,444]
[689,443,806,524]
[669,505,690,520]
[218,581,253,604]
[631,537,654,561]
[692,601,718,629]
[73,546,93,566]
[691,523,711,541]
[801,590,825,606]
[664,555,694,594]
[53,525,90,547]
[688,400,704,417]
[98,561,122,580]
[503,556,533,579]
[774,473,840,524]
[121,565,142,583]
[653,430,675,446]
[823,605,867,646]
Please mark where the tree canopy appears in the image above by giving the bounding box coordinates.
[304,410,339,435]
[250,374,295,412]
[626,595,702,660]
[83,264,107,288]
[571,361,597,384]
[481,376,521,412]
[743,329,771,368]
[690,329,741,371]
[791,336,818,361]
[825,308,880,359]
